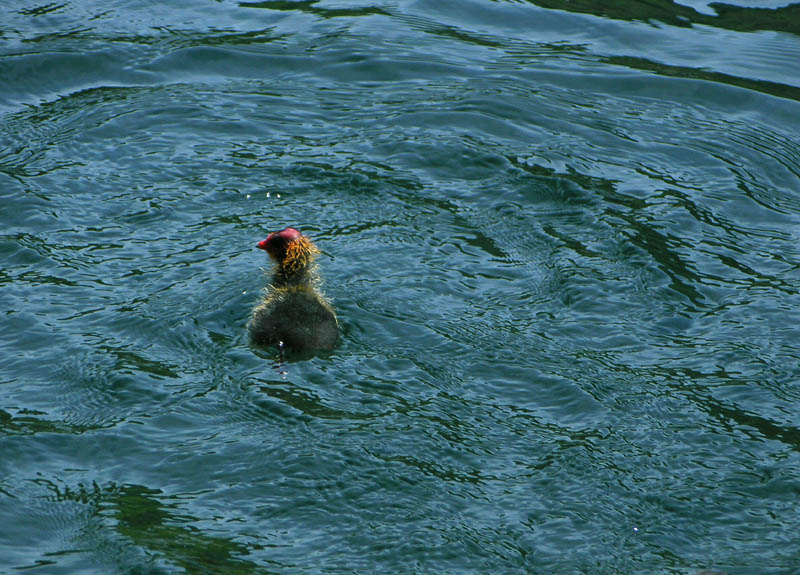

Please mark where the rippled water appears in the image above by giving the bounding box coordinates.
[2,1,799,573]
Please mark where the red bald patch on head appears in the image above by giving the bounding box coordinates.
[276,227,302,242]
[257,228,303,249]
[256,227,306,259]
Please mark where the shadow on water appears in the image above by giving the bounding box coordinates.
[255,379,374,421]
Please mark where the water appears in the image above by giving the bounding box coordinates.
[2,1,799,573]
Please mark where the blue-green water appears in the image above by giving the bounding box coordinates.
[2,1,799,573]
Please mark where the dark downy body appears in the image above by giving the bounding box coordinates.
[249,227,338,352]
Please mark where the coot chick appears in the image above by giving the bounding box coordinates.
[249,227,338,351]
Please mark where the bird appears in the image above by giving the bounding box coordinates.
[249,227,338,351]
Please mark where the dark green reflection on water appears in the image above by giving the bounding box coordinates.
[0,409,89,436]
[525,0,800,36]
[239,0,390,19]
[508,157,709,307]
[52,482,270,574]
[114,485,266,575]
[604,55,800,102]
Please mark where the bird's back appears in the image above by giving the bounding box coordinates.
[249,287,338,351]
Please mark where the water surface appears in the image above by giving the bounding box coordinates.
[2,1,799,573]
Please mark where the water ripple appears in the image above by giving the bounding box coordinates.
[1,0,799,573]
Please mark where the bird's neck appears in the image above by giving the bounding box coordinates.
[272,264,317,288]
[271,237,320,288]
